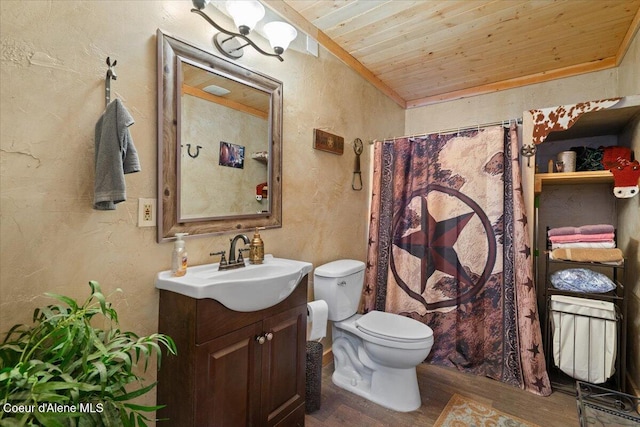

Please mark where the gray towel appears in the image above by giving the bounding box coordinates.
[93,99,140,210]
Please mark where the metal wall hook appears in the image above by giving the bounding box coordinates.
[105,57,117,107]
[186,144,202,158]
[352,138,363,190]
[520,144,537,167]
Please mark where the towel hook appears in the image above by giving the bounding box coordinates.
[186,144,202,158]
[520,144,537,168]
[105,57,117,107]
[351,138,363,191]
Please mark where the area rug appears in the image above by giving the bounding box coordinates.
[434,394,541,427]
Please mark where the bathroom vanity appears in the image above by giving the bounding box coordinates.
[156,276,307,426]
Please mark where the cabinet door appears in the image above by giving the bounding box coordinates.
[261,305,306,426]
[196,321,263,427]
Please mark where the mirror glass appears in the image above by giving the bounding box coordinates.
[179,61,269,219]
[157,30,282,242]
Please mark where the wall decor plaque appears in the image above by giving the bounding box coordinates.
[313,129,344,155]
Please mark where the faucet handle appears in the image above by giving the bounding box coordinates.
[237,248,250,263]
[210,250,227,265]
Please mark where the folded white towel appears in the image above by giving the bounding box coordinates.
[94,99,140,210]
[550,241,615,250]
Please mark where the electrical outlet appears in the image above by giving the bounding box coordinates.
[138,198,156,227]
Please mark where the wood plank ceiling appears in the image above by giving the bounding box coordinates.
[269,0,640,109]
[182,61,270,117]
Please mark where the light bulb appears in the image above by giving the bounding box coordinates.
[226,0,265,35]
[263,21,297,55]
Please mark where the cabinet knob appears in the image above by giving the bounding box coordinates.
[265,332,273,341]
[256,335,266,345]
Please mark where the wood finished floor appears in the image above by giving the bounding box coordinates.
[305,362,579,426]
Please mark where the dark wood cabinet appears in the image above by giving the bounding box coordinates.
[157,276,308,427]
[195,321,262,426]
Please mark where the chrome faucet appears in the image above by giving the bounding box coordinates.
[229,234,250,263]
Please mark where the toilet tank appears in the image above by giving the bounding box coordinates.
[314,260,365,321]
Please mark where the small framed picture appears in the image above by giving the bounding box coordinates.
[219,141,245,169]
[313,129,344,155]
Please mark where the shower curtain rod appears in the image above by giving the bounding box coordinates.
[371,117,522,144]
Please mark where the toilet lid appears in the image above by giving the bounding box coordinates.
[356,311,433,342]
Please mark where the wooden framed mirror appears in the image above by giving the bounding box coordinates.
[157,29,282,242]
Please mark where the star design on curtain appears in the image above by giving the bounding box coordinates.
[518,213,527,227]
[523,277,534,292]
[525,309,537,324]
[395,196,475,293]
[532,376,546,392]
[527,343,540,357]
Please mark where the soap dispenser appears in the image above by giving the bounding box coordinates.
[171,233,189,276]
[249,228,264,264]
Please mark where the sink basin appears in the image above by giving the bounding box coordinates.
[155,255,312,312]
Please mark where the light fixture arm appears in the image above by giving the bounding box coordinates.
[191,8,284,62]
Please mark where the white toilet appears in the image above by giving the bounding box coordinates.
[314,259,434,412]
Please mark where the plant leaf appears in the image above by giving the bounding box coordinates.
[45,293,79,311]
[88,281,108,315]
[123,403,165,412]
[112,381,157,402]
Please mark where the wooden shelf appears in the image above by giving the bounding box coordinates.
[534,170,613,194]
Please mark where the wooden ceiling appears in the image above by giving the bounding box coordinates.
[181,61,270,118]
[266,0,640,109]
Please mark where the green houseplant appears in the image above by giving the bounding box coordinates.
[0,281,177,426]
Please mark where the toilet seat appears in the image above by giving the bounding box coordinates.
[356,311,433,343]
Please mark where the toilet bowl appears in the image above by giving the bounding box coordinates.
[314,260,434,412]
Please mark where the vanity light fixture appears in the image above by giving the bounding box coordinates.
[191,0,297,62]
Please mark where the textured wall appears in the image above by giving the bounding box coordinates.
[404,68,621,136]
[617,18,640,395]
[619,27,640,96]
[0,0,404,413]
[618,116,640,394]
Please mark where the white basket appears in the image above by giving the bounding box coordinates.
[550,295,617,384]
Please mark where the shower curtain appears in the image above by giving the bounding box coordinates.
[363,125,551,396]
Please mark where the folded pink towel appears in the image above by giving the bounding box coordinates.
[548,224,614,236]
[549,233,615,243]
[580,224,614,235]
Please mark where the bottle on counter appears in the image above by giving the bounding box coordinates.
[171,233,188,276]
[249,228,264,264]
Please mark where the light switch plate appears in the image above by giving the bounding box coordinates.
[138,198,156,227]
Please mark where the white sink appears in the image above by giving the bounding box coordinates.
[155,255,312,312]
